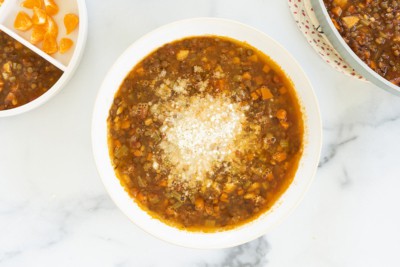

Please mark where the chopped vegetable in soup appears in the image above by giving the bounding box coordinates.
[108,36,304,232]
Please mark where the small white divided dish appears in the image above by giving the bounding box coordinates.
[92,18,322,249]
[0,0,87,117]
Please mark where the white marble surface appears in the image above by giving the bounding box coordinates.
[1,0,400,266]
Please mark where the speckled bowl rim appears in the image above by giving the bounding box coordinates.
[0,0,88,117]
[311,0,400,96]
[92,17,322,249]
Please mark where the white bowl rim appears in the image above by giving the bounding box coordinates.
[92,17,322,249]
[0,0,88,117]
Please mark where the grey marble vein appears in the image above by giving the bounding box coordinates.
[340,167,351,188]
[319,135,358,168]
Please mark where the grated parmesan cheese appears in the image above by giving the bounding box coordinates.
[158,94,245,185]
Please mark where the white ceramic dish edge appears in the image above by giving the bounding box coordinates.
[92,17,322,249]
[0,0,88,117]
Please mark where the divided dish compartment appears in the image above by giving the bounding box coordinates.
[0,0,87,116]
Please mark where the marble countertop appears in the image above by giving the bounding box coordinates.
[1,0,400,266]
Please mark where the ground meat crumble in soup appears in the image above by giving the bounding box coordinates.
[108,36,304,232]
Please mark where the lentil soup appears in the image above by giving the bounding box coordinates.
[0,30,63,110]
[107,36,304,232]
[323,0,400,85]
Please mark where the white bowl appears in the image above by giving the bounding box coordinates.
[0,0,88,117]
[92,18,322,249]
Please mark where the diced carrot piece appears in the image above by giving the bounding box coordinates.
[262,64,271,73]
[195,198,205,211]
[276,109,287,120]
[260,86,273,100]
[254,76,264,85]
[251,91,260,100]
[232,57,240,64]
[333,0,348,8]
[332,6,343,16]
[347,5,356,14]
[369,60,377,70]
[158,179,167,187]
[133,150,142,157]
[248,54,258,62]
[242,72,252,80]
[342,16,360,28]
[279,86,287,94]
[273,152,287,162]
[332,19,341,30]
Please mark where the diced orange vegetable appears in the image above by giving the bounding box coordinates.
[232,57,240,64]
[251,91,260,100]
[260,86,273,100]
[242,72,252,80]
[347,5,356,14]
[342,16,360,28]
[176,49,189,61]
[262,64,271,73]
[333,0,348,8]
[369,60,377,70]
[158,179,167,187]
[273,152,287,162]
[332,6,343,16]
[279,86,287,94]
[248,54,258,62]
[220,193,229,202]
[59,38,73,54]
[120,120,130,129]
[276,109,287,120]
[217,79,227,91]
[332,19,341,30]
[133,150,143,157]
[254,76,264,85]
[64,13,79,35]
[280,121,290,129]
[14,12,33,31]
[195,197,205,211]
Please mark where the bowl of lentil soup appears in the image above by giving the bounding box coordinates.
[0,0,87,116]
[312,0,400,95]
[92,18,322,248]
